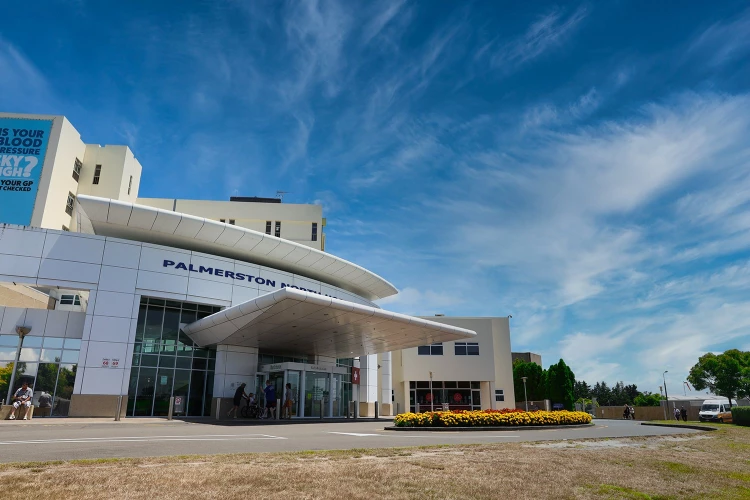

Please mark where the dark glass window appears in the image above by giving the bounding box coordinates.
[417,343,443,355]
[455,342,479,356]
[72,158,82,182]
[274,221,281,237]
[265,221,272,234]
[93,164,101,184]
[312,222,318,241]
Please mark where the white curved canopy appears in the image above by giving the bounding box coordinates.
[182,287,476,357]
[75,195,397,301]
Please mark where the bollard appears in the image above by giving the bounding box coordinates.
[276,399,281,420]
[114,395,123,421]
[374,401,379,420]
[168,396,174,420]
[216,398,221,420]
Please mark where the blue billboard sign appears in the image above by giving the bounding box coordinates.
[0,117,53,226]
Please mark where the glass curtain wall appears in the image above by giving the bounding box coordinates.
[0,334,81,416]
[127,297,219,417]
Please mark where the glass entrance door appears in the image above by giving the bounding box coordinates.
[286,370,301,417]
[304,371,329,417]
[269,371,284,407]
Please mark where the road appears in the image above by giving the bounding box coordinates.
[0,418,699,462]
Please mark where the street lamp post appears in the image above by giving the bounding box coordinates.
[429,371,434,413]
[521,376,529,412]
[663,371,669,421]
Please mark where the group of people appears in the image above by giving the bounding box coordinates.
[227,380,296,419]
[674,406,688,421]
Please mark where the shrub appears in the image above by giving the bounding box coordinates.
[731,407,750,427]
[394,409,592,427]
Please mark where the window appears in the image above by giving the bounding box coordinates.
[92,164,102,185]
[495,389,505,402]
[59,294,81,306]
[65,192,75,216]
[72,158,82,182]
[62,225,69,232]
[274,221,281,238]
[455,342,479,356]
[265,221,272,235]
[229,219,235,225]
[128,175,133,195]
[417,343,443,355]
[312,222,318,242]
[220,219,226,223]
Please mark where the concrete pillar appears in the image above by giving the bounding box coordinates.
[358,354,378,417]
[380,352,392,416]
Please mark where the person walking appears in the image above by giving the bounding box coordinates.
[262,380,277,420]
[283,383,294,419]
[227,383,248,419]
[680,406,688,422]
[673,406,681,421]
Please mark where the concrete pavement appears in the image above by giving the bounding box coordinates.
[0,418,701,463]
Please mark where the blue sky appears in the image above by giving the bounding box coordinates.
[2,1,750,394]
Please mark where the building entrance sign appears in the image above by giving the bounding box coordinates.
[0,117,52,225]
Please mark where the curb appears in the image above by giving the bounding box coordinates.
[383,423,595,432]
[640,422,717,432]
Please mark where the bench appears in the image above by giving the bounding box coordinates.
[0,405,36,420]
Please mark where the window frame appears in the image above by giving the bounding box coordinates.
[495,389,505,402]
[128,175,133,195]
[312,222,318,242]
[65,192,75,216]
[72,158,82,182]
[454,342,480,356]
[274,221,281,238]
[417,343,443,355]
[92,164,102,185]
[265,221,272,234]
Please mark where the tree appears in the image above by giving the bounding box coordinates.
[546,359,575,410]
[513,361,546,402]
[688,350,750,407]
[574,380,591,401]
[590,381,612,406]
[634,392,662,407]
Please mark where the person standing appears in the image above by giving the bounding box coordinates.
[673,406,681,421]
[262,380,276,420]
[283,383,294,419]
[9,382,33,420]
[680,406,688,422]
[227,383,248,419]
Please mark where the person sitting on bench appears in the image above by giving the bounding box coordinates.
[9,382,33,420]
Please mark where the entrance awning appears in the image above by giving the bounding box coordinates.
[181,287,476,357]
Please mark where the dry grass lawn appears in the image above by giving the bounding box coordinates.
[0,424,748,499]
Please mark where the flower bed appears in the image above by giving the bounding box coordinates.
[394,409,593,427]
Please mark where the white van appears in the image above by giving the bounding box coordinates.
[698,399,733,423]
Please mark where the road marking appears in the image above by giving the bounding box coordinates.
[328,432,383,437]
[0,434,286,445]
[394,435,521,439]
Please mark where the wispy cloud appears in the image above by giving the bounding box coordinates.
[0,36,57,111]
[486,6,588,73]
[688,8,750,66]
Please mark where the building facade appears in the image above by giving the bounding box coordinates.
[0,113,516,418]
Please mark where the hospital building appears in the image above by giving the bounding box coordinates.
[0,112,515,418]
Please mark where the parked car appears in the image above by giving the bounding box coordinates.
[698,399,734,423]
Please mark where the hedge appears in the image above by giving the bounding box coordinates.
[394,409,592,427]
[731,407,750,426]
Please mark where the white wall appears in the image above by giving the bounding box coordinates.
[0,225,375,401]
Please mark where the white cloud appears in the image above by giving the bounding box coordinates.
[0,36,56,111]
[488,6,588,72]
[377,287,464,316]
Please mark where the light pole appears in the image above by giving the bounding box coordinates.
[429,371,434,413]
[521,376,529,412]
[661,370,669,420]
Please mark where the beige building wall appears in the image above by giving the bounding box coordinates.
[0,112,143,232]
[137,198,324,250]
[391,316,516,413]
[77,145,142,202]
[0,284,50,309]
